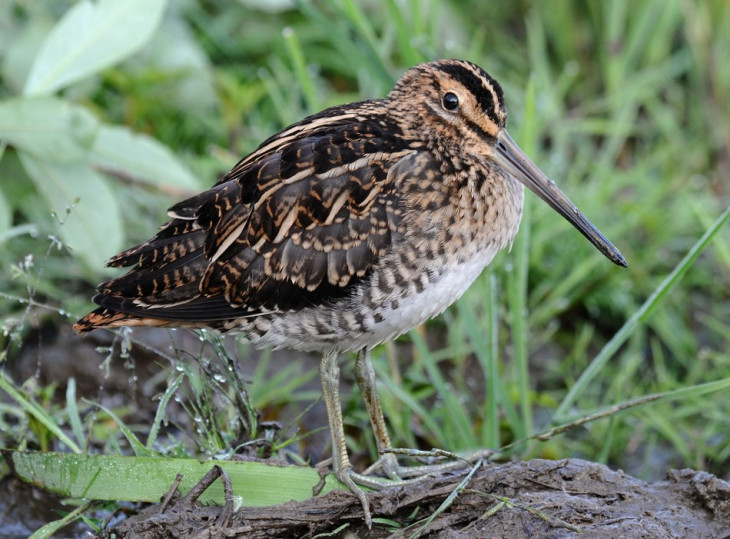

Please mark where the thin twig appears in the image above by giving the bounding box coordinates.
[466,489,582,533]
[159,473,183,512]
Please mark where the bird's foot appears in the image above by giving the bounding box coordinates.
[361,452,402,480]
[332,462,443,528]
[333,465,375,528]
[330,449,495,527]
[362,447,497,479]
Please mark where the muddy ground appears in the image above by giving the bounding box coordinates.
[2,325,730,537]
[4,455,729,538]
[109,458,730,538]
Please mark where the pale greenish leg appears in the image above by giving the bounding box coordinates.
[354,348,495,479]
[319,350,373,527]
[354,348,401,479]
[320,348,491,528]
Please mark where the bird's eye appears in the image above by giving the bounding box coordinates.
[442,92,459,111]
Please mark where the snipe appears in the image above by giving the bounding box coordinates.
[75,59,627,526]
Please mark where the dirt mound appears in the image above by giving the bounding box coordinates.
[108,458,730,538]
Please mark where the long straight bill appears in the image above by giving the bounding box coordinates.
[493,129,627,267]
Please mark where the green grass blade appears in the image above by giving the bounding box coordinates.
[692,199,730,270]
[282,27,320,112]
[485,274,500,448]
[89,400,156,457]
[648,376,730,402]
[458,273,501,448]
[508,76,536,441]
[379,372,446,449]
[28,501,94,539]
[410,331,476,449]
[65,378,86,451]
[555,204,730,420]
[3,450,342,505]
[385,0,426,66]
[146,373,183,451]
[407,458,483,538]
[0,371,81,453]
[339,0,391,80]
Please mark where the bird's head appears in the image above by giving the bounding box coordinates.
[390,59,627,267]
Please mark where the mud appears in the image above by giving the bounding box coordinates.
[106,458,730,538]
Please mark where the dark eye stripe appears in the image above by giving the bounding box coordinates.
[436,62,505,125]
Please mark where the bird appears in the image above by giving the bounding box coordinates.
[74,59,627,526]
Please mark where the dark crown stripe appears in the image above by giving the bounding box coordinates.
[436,62,504,125]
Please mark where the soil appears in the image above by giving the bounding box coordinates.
[105,458,730,538]
[3,325,730,537]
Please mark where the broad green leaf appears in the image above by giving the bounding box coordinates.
[90,125,199,192]
[1,18,53,94]
[4,451,343,506]
[24,0,168,96]
[19,152,123,269]
[0,96,98,163]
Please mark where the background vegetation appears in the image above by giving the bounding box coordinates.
[0,0,729,534]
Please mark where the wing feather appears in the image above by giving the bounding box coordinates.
[75,101,418,332]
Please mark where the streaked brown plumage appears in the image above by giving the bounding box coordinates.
[75,59,626,526]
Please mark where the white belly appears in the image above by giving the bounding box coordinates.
[353,250,498,349]
[250,246,499,353]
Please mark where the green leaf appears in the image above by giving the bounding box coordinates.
[4,451,343,506]
[23,0,168,96]
[1,18,53,94]
[90,124,199,192]
[0,96,98,163]
[19,152,123,269]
